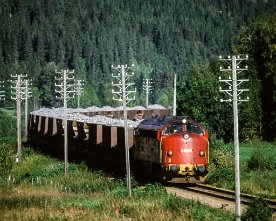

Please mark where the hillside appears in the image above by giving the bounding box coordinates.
[0,0,275,106]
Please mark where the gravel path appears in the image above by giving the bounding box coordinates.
[166,186,245,213]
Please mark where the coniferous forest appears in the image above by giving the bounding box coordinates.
[0,0,275,141]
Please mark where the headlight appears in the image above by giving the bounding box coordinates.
[197,165,206,173]
[167,150,173,157]
[183,133,189,140]
[199,150,205,157]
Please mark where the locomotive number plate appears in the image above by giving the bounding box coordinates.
[180,148,192,153]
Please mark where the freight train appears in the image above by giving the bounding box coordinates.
[28,106,209,183]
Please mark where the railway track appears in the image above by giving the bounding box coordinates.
[166,183,276,212]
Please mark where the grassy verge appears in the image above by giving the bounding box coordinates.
[0,146,234,221]
[207,140,276,198]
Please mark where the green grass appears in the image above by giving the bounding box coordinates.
[240,140,276,163]
[0,146,234,221]
[207,140,276,198]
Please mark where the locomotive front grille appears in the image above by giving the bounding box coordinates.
[165,164,196,175]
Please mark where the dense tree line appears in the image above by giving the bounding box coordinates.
[0,0,275,141]
[177,14,276,141]
[234,15,276,141]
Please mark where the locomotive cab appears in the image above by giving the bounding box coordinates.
[134,116,209,183]
[161,118,209,183]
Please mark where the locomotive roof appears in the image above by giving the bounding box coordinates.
[137,115,196,131]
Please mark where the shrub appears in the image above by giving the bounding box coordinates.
[206,167,234,185]
[210,146,234,169]
[241,197,272,221]
[0,108,16,141]
[247,149,275,171]
[11,153,64,181]
[0,142,14,177]
[162,195,188,214]
[208,132,224,150]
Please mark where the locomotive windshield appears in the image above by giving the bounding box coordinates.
[163,122,182,134]
[162,121,204,136]
[186,123,204,136]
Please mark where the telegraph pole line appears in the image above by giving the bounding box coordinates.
[143,78,153,108]
[23,80,32,141]
[11,74,28,163]
[75,79,84,108]
[173,74,177,116]
[55,69,75,176]
[219,55,249,221]
[112,64,136,198]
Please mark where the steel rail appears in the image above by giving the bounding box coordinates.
[170,183,276,212]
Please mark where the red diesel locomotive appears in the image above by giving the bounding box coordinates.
[28,107,209,183]
[134,116,209,183]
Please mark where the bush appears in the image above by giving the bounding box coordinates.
[206,144,234,186]
[0,108,17,141]
[162,195,187,214]
[241,198,272,221]
[247,149,275,171]
[210,146,234,169]
[206,167,234,185]
[0,142,14,177]
[208,132,224,150]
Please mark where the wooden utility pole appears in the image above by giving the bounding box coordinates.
[55,69,75,176]
[11,74,28,163]
[173,74,177,116]
[24,80,32,141]
[219,55,249,221]
[75,79,84,108]
[143,78,153,108]
[112,64,136,197]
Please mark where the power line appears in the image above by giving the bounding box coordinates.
[143,78,153,108]
[10,74,30,163]
[219,55,249,221]
[111,64,136,198]
[55,69,75,176]
[22,80,32,141]
[75,79,84,109]
[173,74,177,116]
